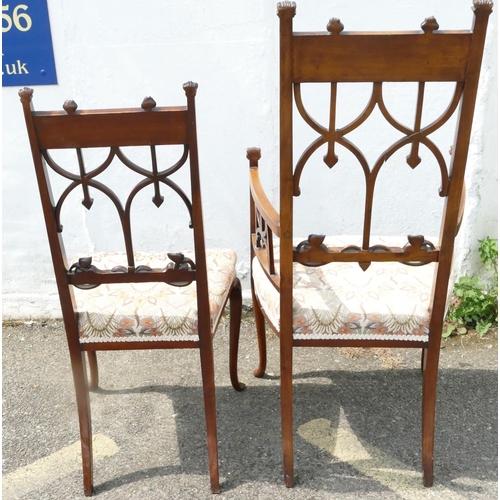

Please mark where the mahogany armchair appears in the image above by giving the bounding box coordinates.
[19,83,245,495]
[246,1,492,489]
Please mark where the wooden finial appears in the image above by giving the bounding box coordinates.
[473,0,494,12]
[327,18,344,35]
[421,16,439,34]
[277,1,296,17]
[183,81,198,97]
[63,100,78,115]
[141,96,156,111]
[246,147,261,166]
[18,87,34,103]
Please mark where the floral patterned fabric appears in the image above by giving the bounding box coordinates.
[73,249,237,343]
[252,236,442,341]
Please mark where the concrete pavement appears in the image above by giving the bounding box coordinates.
[2,315,497,499]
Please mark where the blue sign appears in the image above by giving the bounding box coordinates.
[2,1,57,86]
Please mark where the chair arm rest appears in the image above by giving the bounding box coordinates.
[247,148,280,237]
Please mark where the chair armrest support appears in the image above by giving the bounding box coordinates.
[248,148,280,289]
[247,148,280,237]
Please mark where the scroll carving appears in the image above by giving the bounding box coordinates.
[402,235,436,266]
[165,253,196,286]
[68,254,197,289]
[69,256,99,274]
[294,234,439,271]
[255,208,275,275]
[68,256,112,289]
[167,252,196,271]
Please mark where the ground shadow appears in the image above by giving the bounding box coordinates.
[94,368,497,496]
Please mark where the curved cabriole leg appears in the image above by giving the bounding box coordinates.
[87,351,99,391]
[198,336,220,493]
[251,281,267,377]
[70,351,94,496]
[422,347,439,487]
[229,278,246,391]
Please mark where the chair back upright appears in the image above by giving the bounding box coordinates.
[275,1,492,344]
[19,83,211,345]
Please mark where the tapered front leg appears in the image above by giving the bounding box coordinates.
[199,335,220,493]
[280,335,294,487]
[70,350,94,496]
[422,346,439,487]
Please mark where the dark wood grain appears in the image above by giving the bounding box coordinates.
[33,108,188,149]
[247,0,492,490]
[293,32,472,83]
[19,82,243,495]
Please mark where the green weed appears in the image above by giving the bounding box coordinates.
[443,237,498,338]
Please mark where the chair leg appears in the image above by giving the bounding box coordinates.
[70,350,94,496]
[422,347,439,487]
[229,278,246,391]
[87,351,99,391]
[251,282,267,377]
[281,337,294,487]
[421,347,428,374]
[199,339,220,493]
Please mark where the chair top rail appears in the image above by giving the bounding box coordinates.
[32,107,189,149]
[292,29,472,83]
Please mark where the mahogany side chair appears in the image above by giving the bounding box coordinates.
[19,82,245,496]
[246,1,492,489]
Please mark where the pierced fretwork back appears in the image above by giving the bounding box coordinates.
[246,3,493,489]
[277,1,492,273]
[20,82,245,494]
[19,83,207,292]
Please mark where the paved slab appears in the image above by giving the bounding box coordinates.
[2,316,497,499]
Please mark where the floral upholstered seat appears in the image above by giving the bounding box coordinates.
[244,3,493,489]
[252,236,438,342]
[74,249,237,343]
[22,83,245,493]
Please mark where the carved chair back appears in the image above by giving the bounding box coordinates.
[19,83,213,342]
[19,82,241,494]
[247,1,493,489]
[272,2,492,341]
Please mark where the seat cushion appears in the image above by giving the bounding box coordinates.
[73,249,237,343]
[252,236,438,342]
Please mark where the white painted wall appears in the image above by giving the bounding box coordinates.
[2,0,497,319]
